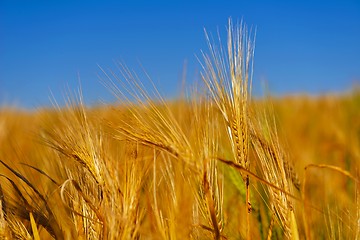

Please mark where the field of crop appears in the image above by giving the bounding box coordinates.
[0,22,359,239]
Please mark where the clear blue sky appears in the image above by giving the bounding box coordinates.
[1,1,360,108]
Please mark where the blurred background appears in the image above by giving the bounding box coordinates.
[1,0,360,109]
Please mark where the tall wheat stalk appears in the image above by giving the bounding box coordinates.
[200,18,255,238]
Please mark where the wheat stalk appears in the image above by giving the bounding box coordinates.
[250,111,299,239]
[200,18,255,238]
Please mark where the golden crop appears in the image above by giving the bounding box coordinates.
[0,20,359,239]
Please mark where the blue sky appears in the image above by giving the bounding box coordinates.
[1,1,360,108]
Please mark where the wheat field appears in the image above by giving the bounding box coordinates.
[0,20,359,239]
